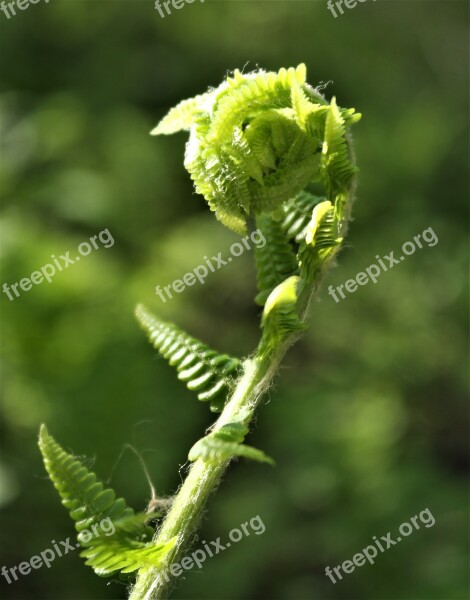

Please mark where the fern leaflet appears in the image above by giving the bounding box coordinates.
[135,304,241,413]
[321,97,358,212]
[189,422,274,465]
[38,426,176,576]
[281,191,326,243]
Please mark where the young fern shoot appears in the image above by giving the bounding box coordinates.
[38,64,361,600]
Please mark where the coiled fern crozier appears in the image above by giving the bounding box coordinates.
[39,64,361,599]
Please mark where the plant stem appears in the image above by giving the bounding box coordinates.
[129,342,291,600]
[130,248,340,600]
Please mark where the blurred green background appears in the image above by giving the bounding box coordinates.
[0,1,468,599]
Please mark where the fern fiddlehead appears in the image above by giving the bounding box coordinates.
[152,64,359,235]
[39,64,360,600]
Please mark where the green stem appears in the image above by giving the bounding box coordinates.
[129,345,286,600]
[130,238,347,600]
[130,269,319,600]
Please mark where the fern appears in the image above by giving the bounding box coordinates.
[40,65,361,600]
[189,422,274,465]
[79,514,176,576]
[38,426,176,576]
[254,215,299,305]
[152,64,359,234]
[135,304,241,413]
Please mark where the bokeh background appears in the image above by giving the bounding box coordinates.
[0,1,468,599]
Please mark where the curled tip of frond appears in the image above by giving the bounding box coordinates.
[151,64,361,233]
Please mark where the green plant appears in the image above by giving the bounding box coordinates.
[38,64,361,599]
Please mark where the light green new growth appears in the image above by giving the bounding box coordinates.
[39,64,361,600]
[152,64,360,235]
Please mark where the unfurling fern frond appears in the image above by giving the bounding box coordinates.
[135,304,241,413]
[254,215,299,306]
[189,422,274,465]
[152,64,360,234]
[281,191,325,243]
[38,426,176,576]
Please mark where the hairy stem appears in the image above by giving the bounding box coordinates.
[129,344,287,600]
[130,233,353,600]
[130,269,321,600]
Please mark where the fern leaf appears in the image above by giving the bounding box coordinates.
[254,215,299,306]
[151,92,213,135]
[281,191,326,243]
[188,422,274,465]
[39,425,136,531]
[291,80,318,130]
[81,538,176,576]
[79,513,175,576]
[135,305,241,413]
[208,64,307,144]
[38,426,175,576]
[79,512,176,576]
